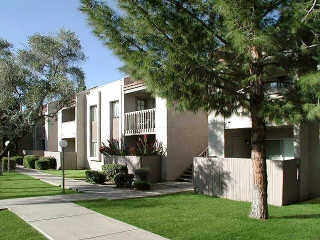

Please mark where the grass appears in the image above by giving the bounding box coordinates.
[78,192,320,240]
[0,172,73,200]
[0,210,46,240]
[41,169,87,180]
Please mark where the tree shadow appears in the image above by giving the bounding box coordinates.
[271,214,320,219]
[193,158,231,197]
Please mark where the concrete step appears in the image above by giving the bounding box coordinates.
[176,178,192,183]
[181,174,192,179]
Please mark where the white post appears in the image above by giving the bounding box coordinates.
[59,140,68,194]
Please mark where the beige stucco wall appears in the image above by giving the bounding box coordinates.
[297,122,320,199]
[166,109,208,180]
[46,103,58,152]
[309,122,320,196]
[75,92,87,169]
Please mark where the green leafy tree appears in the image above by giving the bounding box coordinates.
[0,30,86,165]
[81,0,320,219]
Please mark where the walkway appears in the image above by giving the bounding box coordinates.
[10,202,167,240]
[16,167,193,198]
[1,167,193,239]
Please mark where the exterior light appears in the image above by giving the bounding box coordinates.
[59,139,68,193]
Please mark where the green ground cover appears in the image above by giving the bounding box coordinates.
[78,192,320,240]
[41,169,87,180]
[0,172,73,200]
[0,210,45,240]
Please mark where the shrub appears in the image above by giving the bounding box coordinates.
[85,170,106,184]
[133,180,151,190]
[35,159,50,170]
[39,156,56,169]
[102,164,128,181]
[23,155,40,169]
[7,156,23,165]
[135,135,165,156]
[1,158,16,170]
[99,139,128,156]
[134,168,149,181]
[114,173,134,188]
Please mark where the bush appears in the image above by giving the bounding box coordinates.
[23,155,40,169]
[1,158,16,170]
[114,173,134,188]
[35,159,50,170]
[102,164,128,181]
[134,168,149,181]
[8,156,23,165]
[133,180,151,190]
[85,170,106,184]
[39,156,56,169]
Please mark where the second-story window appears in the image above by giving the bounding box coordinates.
[112,101,119,118]
[136,99,145,111]
[90,105,97,157]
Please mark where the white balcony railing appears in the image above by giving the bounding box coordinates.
[124,108,155,135]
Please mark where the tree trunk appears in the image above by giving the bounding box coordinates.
[249,104,268,219]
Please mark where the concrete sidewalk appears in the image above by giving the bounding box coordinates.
[10,202,167,240]
[1,167,192,239]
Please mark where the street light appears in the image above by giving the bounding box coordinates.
[59,139,68,193]
[5,141,10,172]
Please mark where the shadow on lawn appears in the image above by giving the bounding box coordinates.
[272,214,320,219]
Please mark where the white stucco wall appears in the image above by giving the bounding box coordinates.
[208,113,225,157]
[154,97,168,180]
[84,80,122,170]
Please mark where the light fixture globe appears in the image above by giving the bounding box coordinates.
[59,139,68,148]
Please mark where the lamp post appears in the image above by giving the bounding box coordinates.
[5,141,10,172]
[59,139,68,193]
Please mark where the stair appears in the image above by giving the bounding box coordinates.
[176,146,208,183]
[176,164,193,183]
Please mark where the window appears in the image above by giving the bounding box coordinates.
[112,101,119,118]
[90,105,97,122]
[90,142,97,157]
[265,139,294,160]
[136,99,145,111]
[90,105,97,157]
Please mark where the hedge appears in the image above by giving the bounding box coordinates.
[85,170,106,184]
[114,173,134,188]
[23,155,40,169]
[35,159,50,170]
[133,180,151,190]
[134,168,149,181]
[102,164,128,181]
[1,158,16,170]
[6,156,23,165]
[39,156,56,169]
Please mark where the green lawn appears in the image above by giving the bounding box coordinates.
[41,169,87,180]
[78,192,320,240]
[0,210,45,240]
[0,172,73,200]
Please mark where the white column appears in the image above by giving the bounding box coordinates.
[208,113,225,157]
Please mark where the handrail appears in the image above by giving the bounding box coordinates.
[124,108,155,135]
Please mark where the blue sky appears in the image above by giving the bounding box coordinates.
[0,0,125,88]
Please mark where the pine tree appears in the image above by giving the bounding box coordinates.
[81,0,320,219]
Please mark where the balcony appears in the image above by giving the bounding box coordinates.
[124,108,155,135]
